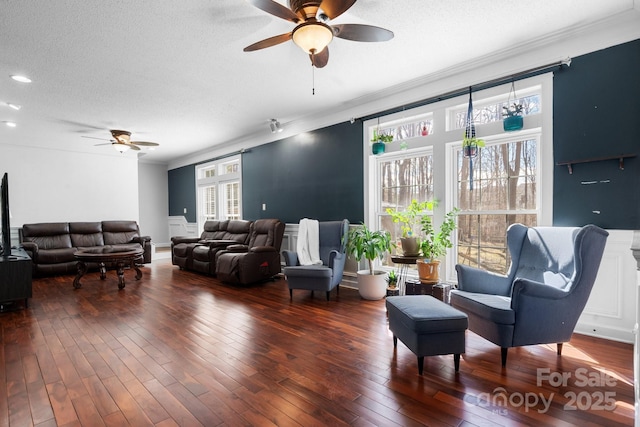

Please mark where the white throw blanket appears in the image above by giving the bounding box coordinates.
[297,218,322,266]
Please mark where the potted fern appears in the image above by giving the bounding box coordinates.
[346,223,394,300]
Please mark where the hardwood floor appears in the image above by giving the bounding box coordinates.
[0,259,634,426]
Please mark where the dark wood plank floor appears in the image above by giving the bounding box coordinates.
[0,259,634,426]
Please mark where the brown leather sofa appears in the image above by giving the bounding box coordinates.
[216,219,285,285]
[20,221,151,276]
[171,220,252,274]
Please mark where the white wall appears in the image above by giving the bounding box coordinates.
[0,144,138,227]
[138,162,169,245]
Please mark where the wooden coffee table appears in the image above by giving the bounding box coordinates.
[73,248,144,289]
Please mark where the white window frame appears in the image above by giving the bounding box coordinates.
[195,155,242,232]
[364,74,554,282]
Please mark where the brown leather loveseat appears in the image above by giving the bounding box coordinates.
[20,220,151,276]
[171,219,252,275]
[171,218,285,284]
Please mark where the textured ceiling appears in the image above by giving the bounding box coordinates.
[0,0,638,164]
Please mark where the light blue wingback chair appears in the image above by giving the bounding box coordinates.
[283,220,349,301]
[450,224,609,367]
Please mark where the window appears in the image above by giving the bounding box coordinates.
[364,74,553,281]
[455,135,539,274]
[377,150,434,266]
[196,156,242,229]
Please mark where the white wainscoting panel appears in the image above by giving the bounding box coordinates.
[575,229,637,343]
[168,216,198,239]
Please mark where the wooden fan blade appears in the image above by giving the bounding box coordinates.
[119,143,140,151]
[82,135,111,141]
[332,24,394,42]
[94,142,113,146]
[131,141,159,147]
[244,32,292,51]
[310,46,329,68]
[320,0,356,20]
[247,0,300,23]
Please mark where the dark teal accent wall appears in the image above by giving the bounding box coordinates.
[168,38,640,229]
[553,38,640,229]
[242,122,364,223]
[168,165,196,223]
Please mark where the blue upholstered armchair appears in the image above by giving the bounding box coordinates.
[283,220,349,301]
[450,224,609,366]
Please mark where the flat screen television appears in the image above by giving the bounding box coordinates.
[1,173,11,258]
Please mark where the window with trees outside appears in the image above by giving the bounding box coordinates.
[366,75,553,280]
[196,155,242,231]
[455,136,538,274]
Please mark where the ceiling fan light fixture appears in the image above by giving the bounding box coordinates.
[292,21,333,54]
[113,143,131,153]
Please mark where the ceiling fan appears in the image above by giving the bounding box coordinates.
[84,130,159,153]
[243,0,394,68]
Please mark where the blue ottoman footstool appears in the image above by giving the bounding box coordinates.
[386,295,468,374]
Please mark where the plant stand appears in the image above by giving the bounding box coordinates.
[386,287,400,297]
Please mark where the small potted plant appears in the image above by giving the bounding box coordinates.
[386,199,433,256]
[371,129,394,155]
[346,223,394,300]
[386,269,399,296]
[417,207,459,284]
[502,102,524,131]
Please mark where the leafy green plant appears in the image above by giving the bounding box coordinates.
[386,269,398,288]
[462,134,485,148]
[419,207,459,261]
[502,103,523,117]
[371,129,394,143]
[346,224,394,275]
[386,199,434,238]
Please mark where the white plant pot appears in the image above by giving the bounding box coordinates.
[357,270,388,300]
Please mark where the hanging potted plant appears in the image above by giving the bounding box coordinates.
[417,207,459,284]
[503,103,524,132]
[371,129,393,155]
[386,199,433,256]
[463,88,483,190]
[346,223,394,300]
[462,135,485,158]
[502,82,524,132]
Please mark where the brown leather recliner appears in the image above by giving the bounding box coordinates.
[216,219,285,285]
[191,220,252,275]
[171,220,252,274]
[171,220,227,269]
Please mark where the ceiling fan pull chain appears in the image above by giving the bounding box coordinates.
[312,63,315,95]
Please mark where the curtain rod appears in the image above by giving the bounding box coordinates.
[195,148,251,166]
[360,57,572,121]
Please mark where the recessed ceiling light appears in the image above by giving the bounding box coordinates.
[7,103,21,111]
[10,75,32,83]
[4,121,17,127]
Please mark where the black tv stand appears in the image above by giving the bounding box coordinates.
[0,248,32,309]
